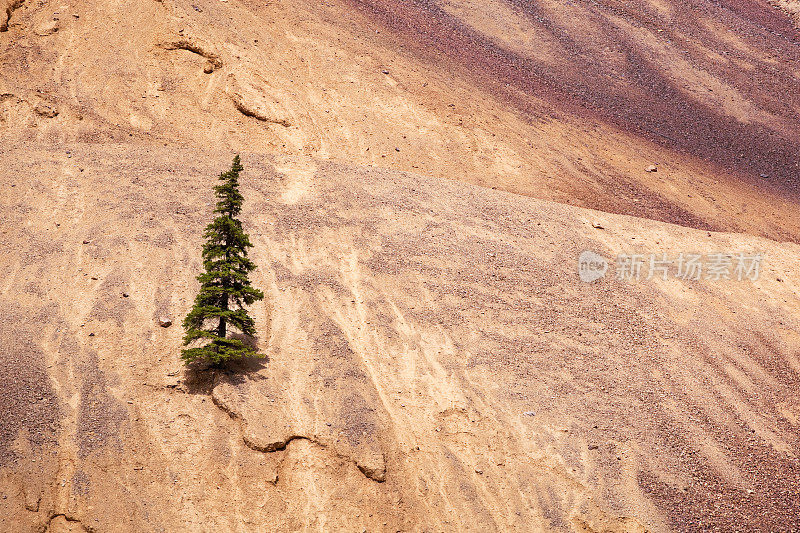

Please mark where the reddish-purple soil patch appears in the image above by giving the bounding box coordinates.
[348,0,800,197]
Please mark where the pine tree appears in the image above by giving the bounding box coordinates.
[182,155,264,365]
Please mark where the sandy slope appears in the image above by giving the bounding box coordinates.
[1,0,800,240]
[2,0,800,531]
[0,145,798,531]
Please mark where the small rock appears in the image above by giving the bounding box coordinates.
[34,102,59,118]
[82,240,90,244]
[122,293,129,298]
[24,493,40,512]
[88,332,95,337]
[356,454,386,483]
[591,222,604,229]
[523,411,536,417]
[158,317,172,328]
[34,18,60,36]
[588,444,599,450]
[474,468,483,474]
[645,165,658,173]
[203,63,214,74]
[381,69,389,74]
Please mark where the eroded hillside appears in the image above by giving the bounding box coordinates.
[1,0,800,239]
[1,0,800,531]
[0,145,799,531]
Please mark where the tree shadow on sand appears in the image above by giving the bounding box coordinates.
[182,333,269,394]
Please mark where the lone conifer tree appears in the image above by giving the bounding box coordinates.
[182,155,264,365]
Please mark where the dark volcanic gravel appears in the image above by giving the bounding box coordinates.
[349,0,800,197]
[0,321,60,466]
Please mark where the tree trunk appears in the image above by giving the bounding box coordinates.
[218,292,228,338]
[219,231,231,338]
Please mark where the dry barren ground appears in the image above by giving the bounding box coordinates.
[2,0,800,531]
[0,145,798,531]
[2,0,800,239]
